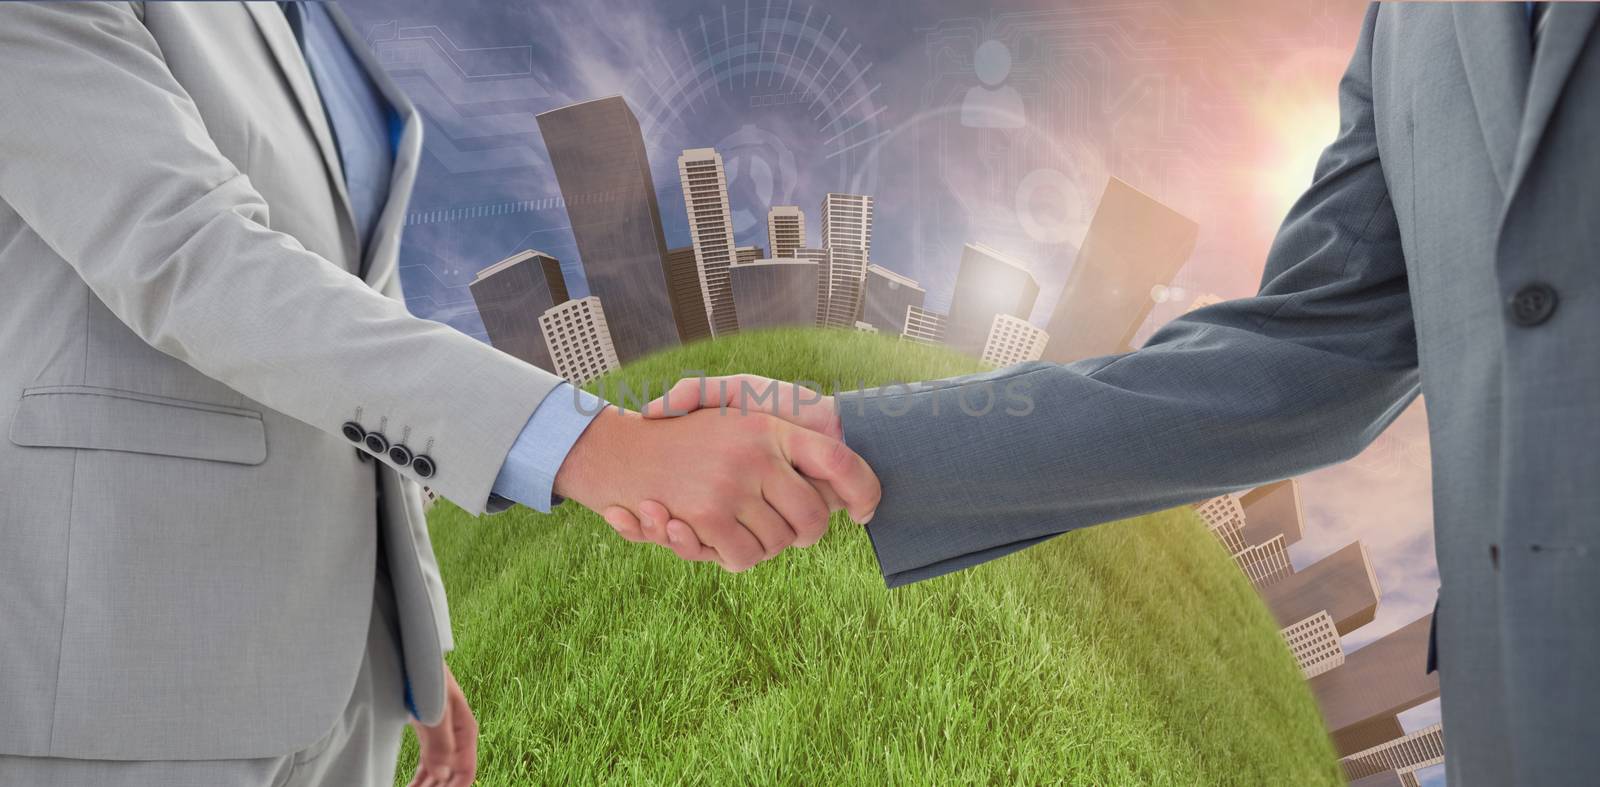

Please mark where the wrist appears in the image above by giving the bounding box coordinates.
[552,405,634,508]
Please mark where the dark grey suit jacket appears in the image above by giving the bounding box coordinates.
[840,5,1599,785]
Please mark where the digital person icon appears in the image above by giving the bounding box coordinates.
[961,39,1026,128]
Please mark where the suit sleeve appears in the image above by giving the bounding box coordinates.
[838,5,1420,587]
[0,2,566,514]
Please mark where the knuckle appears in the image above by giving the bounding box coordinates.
[823,439,855,474]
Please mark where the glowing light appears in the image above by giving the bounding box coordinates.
[1244,49,1348,226]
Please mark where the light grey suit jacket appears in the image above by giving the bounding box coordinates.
[840,4,1598,785]
[0,2,563,760]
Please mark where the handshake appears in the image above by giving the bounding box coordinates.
[551,375,879,572]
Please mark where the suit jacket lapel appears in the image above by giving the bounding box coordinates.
[324,3,423,290]
[241,1,359,264]
[1452,3,1532,196]
[1508,2,1600,199]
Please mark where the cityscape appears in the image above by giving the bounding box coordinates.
[1195,485,1445,786]
[469,94,1203,385]
[465,91,1445,785]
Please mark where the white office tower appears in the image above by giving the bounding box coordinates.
[677,148,739,336]
[794,247,830,325]
[1234,534,1294,589]
[767,206,805,259]
[902,305,947,345]
[540,297,621,386]
[1282,610,1347,679]
[980,313,1050,368]
[1193,494,1249,554]
[1339,724,1446,784]
[819,193,873,255]
[821,246,869,328]
[854,321,878,333]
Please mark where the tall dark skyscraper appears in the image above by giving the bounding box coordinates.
[944,243,1040,355]
[730,259,819,331]
[469,249,569,372]
[1042,177,1198,363]
[860,264,926,334]
[536,96,678,362]
[664,245,712,342]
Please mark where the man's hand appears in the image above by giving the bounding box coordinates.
[555,402,877,572]
[600,375,853,564]
[408,663,477,787]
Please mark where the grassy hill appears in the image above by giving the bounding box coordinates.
[399,329,1340,785]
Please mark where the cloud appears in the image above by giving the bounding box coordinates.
[1290,398,1437,652]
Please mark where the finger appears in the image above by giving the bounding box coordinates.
[407,721,443,787]
[447,679,478,787]
[643,500,710,560]
[690,510,766,571]
[637,500,669,546]
[780,427,881,524]
[601,506,648,542]
[415,699,457,785]
[736,500,797,558]
[812,478,846,512]
[664,519,723,564]
[762,469,832,548]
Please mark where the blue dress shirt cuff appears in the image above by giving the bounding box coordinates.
[490,383,607,512]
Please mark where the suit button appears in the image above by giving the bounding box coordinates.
[388,444,414,467]
[411,454,436,479]
[1508,282,1557,326]
[364,431,390,454]
[342,421,366,443]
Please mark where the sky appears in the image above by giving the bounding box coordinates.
[339,0,1444,781]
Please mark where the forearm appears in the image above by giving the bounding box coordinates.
[839,328,1419,586]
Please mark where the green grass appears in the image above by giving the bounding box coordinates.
[399,329,1340,785]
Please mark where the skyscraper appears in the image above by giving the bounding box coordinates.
[469,249,568,372]
[767,205,805,258]
[860,264,926,334]
[729,259,819,331]
[1282,610,1346,679]
[736,245,762,265]
[821,246,869,328]
[663,245,712,342]
[1042,177,1199,363]
[677,147,739,336]
[1310,613,1441,755]
[1193,494,1249,554]
[819,193,873,255]
[794,247,830,325]
[902,305,947,345]
[944,243,1040,356]
[540,296,620,385]
[1233,535,1294,588]
[536,96,678,362]
[1260,541,1382,635]
[1239,479,1306,548]
[980,313,1050,368]
[1340,724,1446,783]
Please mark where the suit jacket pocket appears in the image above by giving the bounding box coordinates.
[8,384,266,465]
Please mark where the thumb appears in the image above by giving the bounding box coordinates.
[780,426,880,524]
[641,376,724,419]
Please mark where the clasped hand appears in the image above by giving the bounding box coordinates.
[551,375,869,572]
